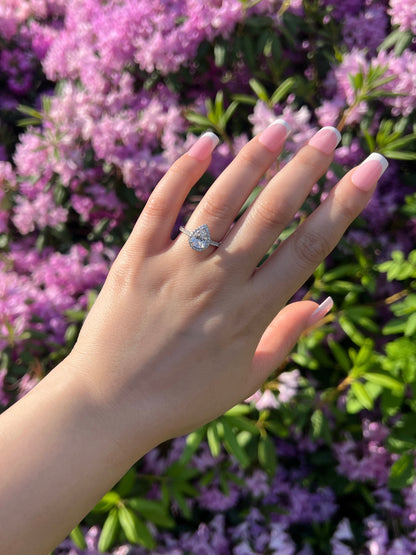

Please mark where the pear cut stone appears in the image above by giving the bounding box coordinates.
[189,224,211,251]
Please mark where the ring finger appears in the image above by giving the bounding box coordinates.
[178,119,290,253]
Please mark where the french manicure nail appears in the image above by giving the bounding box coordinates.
[308,126,342,155]
[187,131,220,161]
[258,119,291,153]
[351,153,388,192]
[307,296,334,327]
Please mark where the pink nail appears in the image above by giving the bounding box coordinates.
[307,296,334,327]
[308,126,341,155]
[188,132,219,161]
[258,119,291,153]
[351,153,388,192]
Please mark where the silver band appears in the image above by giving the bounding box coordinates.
[179,224,221,251]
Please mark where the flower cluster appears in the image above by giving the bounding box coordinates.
[389,0,416,35]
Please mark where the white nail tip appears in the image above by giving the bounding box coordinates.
[201,131,220,148]
[321,126,342,146]
[269,118,291,135]
[312,296,334,317]
[362,152,389,174]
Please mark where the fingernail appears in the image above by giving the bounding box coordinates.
[258,119,291,153]
[308,126,341,155]
[188,132,220,161]
[307,296,334,327]
[351,153,388,192]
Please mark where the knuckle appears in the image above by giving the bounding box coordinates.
[106,249,138,292]
[142,193,169,221]
[166,157,187,178]
[293,229,331,268]
[251,197,291,231]
[237,146,261,169]
[332,187,359,223]
[296,147,326,174]
[202,193,233,222]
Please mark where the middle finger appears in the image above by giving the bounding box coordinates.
[181,119,290,252]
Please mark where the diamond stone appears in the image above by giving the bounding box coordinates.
[189,224,211,251]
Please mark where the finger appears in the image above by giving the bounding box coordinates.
[253,152,388,309]
[224,127,342,270]
[126,132,219,254]
[250,299,331,387]
[179,120,290,254]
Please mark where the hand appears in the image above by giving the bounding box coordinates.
[69,122,387,459]
[0,121,388,554]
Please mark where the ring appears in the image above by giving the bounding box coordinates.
[179,224,221,252]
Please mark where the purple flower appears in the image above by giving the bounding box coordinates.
[198,480,240,512]
[334,419,393,486]
[342,6,388,54]
[389,0,416,34]
[12,191,68,234]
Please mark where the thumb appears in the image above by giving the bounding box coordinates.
[251,297,333,384]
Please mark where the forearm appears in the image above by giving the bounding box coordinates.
[0,357,143,555]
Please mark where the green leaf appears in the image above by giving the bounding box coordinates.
[118,505,155,549]
[270,77,296,105]
[92,491,121,513]
[363,373,404,393]
[378,28,411,53]
[258,435,277,476]
[328,339,351,372]
[348,72,363,92]
[69,526,87,550]
[17,104,43,119]
[207,421,222,457]
[179,426,206,464]
[311,408,330,442]
[355,339,375,367]
[381,388,403,417]
[185,112,212,127]
[214,90,224,121]
[249,78,269,102]
[128,498,174,528]
[381,134,416,151]
[221,418,250,468]
[98,508,120,553]
[389,453,416,490]
[115,467,136,497]
[214,43,226,67]
[221,100,239,127]
[170,486,191,518]
[322,263,361,282]
[226,404,252,416]
[231,93,257,106]
[380,150,416,161]
[222,414,260,435]
[339,316,366,345]
[351,381,373,410]
[17,117,42,127]
[405,312,416,337]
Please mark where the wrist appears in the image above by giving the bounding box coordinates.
[62,350,161,464]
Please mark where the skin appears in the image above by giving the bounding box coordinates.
[0,126,380,554]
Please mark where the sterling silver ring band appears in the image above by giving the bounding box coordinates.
[179,224,221,252]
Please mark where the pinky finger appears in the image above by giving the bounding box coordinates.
[250,298,333,388]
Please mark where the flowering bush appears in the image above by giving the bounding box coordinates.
[1,0,416,553]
